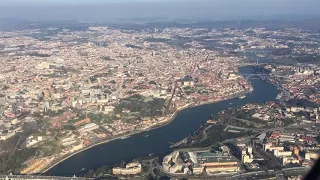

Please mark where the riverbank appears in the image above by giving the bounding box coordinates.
[44,65,280,176]
[41,89,251,174]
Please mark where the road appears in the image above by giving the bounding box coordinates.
[226,115,265,128]
[222,126,286,144]
[201,125,213,141]
[231,167,309,179]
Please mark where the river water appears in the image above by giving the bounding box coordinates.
[46,66,279,176]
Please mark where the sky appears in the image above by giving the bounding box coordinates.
[0,0,319,22]
[1,0,180,5]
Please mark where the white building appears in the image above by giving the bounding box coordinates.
[274,150,292,157]
[112,163,142,175]
[26,136,44,148]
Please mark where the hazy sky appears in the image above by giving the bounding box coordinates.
[1,0,182,6]
[0,0,319,21]
[0,0,178,4]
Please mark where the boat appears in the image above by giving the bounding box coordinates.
[256,54,265,58]
[145,135,149,137]
[207,119,217,124]
[121,135,130,139]
[239,95,246,99]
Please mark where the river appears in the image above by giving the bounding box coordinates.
[46,65,279,176]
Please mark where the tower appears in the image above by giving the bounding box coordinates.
[44,101,50,112]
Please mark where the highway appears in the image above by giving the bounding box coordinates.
[222,126,288,144]
[231,167,309,179]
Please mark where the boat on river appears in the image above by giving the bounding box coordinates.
[121,135,130,139]
[239,95,246,99]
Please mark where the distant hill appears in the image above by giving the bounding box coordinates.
[108,18,320,30]
[1,18,320,31]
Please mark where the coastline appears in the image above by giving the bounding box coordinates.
[41,89,251,174]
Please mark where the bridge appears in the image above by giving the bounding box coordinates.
[240,73,269,80]
[241,73,291,101]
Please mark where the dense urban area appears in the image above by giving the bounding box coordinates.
[0,19,319,180]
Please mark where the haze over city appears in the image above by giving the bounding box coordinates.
[0,0,319,21]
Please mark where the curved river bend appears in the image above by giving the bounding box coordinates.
[47,66,279,176]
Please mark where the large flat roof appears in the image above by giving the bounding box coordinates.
[196,152,238,163]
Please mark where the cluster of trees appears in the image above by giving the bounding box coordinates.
[83,165,112,178]
[115,95,165,118]
[144,37,170,43]
[287,99,318,108]
[0,147,36,174]
[26,52,51,57]
[295,54,320,64]
[87,113,114,124]
[125,44,142,49]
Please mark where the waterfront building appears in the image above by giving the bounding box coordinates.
[112,163,142,175]
[164,150,240,175]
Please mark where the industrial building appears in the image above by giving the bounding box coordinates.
[77,123,99,134]
[195,152,240,174]
[163,150,241,175]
